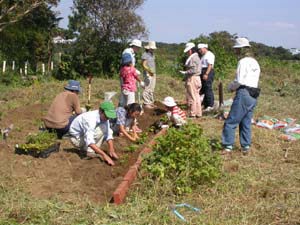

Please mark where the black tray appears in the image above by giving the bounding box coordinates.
[15,143,60,158]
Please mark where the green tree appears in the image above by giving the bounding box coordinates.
[0,0,58,32]
[0,4,60,71]
[67,0,148,77]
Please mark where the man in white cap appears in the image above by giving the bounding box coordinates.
[221,37,261,156]
[142,41,157,109]
[122,39,142,66]
[198,43,215,111]
[179,42,202,118]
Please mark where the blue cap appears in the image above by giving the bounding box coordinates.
[121,53,132,65]
[64,80,81,92]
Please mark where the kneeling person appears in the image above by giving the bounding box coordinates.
[111,103,142,142]
[68,101,118,166]
[43,80,83,139]
[162,96,187,127]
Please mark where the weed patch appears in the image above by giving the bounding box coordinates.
[143,123,222,194]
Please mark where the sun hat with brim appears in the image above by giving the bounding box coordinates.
[121,53,132,65]
[99,101,116,119]
[162,96,177,107]
[64,80,81,92]
[184,42,195,53]
[129,39,142,48]
[233,37,251,48]
[144,41,157,49]
[198,43,208,49]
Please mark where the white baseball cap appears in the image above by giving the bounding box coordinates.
[129,39,142,48]
[233,37,251,48]
[162,96,177,107]
[183,42,195,53]
[198,43,208,49]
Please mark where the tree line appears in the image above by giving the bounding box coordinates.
[0,0,299,81]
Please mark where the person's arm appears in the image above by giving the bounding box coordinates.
[119,125,138,142]
[106,139,118,159]
[142,60,154,76]
[203,64,212,81]
[88,143,115,166]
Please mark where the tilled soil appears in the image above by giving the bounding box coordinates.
[0,103,166,203]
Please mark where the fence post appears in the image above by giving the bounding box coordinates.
[24,62,28,76]
[2,61,6,73]
[12,61,15,71]
[42,63,45,75]
[51,61,54,71]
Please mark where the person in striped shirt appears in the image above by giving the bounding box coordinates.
[162,96,187,127]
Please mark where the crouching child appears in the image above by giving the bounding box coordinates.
[162,96,187,127]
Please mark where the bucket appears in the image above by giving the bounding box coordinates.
[104,92,117,102]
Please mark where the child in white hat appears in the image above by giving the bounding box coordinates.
[162,96,187,127]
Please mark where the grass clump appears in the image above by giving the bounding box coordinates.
[143,123,222,194]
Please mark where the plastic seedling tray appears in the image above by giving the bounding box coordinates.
[15,142,60,158]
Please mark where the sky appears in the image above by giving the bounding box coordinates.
[54,0,300,49]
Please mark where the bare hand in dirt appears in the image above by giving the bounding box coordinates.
[109,151,119,160]
[103,155,115,166]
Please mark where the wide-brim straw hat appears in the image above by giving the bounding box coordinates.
[144,41,157,49]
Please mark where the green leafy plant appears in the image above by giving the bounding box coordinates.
[143,123,221,194]
[18,131,57,152]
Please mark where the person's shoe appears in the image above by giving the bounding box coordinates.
[241,145,250,155]
[203,106,214,112]
[221,145,233,155]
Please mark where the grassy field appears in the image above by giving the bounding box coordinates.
[0,59,299,225]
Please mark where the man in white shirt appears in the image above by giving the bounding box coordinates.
[122,39,142,66]
[68,101,118,166]
[221,37,261,155]
[198,43,215,111]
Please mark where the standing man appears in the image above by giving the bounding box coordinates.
[122,39,142,67]
[180,42,202,118]
[221,37,261,155]
[142,41,157,109]
[198,43,215,111]
[68,101,118,166]
[43,80,84,139]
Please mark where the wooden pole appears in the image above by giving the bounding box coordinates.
[2,61,6,73]
[218,80,224,109]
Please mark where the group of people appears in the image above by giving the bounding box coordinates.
[179,42,216,118]
[120,39,157,109]
[42,37,261,166]
[180,37,261,156]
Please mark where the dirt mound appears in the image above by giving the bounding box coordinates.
[0,103,166,203]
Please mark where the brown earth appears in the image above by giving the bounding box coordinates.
[0,103,166,203]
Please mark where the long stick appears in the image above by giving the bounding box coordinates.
[137,82,143,114]
[218,80,224,109]
[86,75,93,111]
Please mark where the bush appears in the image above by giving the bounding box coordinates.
[143,123,221,194]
